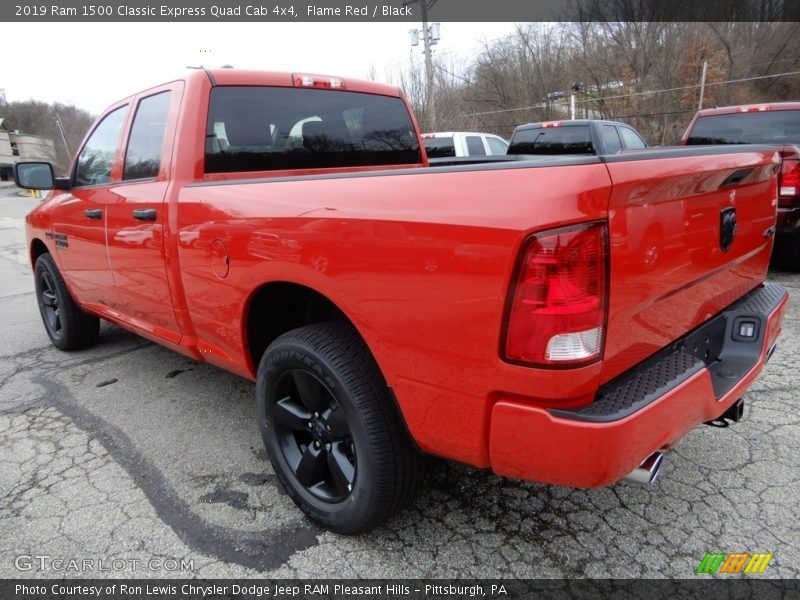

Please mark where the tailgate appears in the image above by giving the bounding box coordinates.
[600,147,779,382]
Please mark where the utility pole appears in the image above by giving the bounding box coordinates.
[54,115,70,157]
[698,60,708,110]
[406,0,438,130]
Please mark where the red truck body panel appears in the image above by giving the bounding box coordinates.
[175,162,612,466]
[601,153,776,381]
[24,70,788,486]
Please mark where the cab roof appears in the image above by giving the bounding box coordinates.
[514,119,633,131]
[421,131,505,138]
[199,68,403,97]
[695,102,800,117]
[109,68,405,109]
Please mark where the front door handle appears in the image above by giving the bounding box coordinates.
[84,208,102,220]
[132,208,157,221]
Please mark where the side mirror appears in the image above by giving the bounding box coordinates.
[14,162,56,190]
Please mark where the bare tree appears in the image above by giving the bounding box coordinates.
[0,99,95,171]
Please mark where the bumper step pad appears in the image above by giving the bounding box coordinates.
[551,283,786,423]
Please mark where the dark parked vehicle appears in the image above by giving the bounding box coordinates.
[508,119,647,156]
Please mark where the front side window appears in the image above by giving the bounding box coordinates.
[619,127,647,149]
[486,136,508,155]
[124,92,171,180]
[74,106,127,187]
[205,86,421,173]
[601,125,622,154]
[465,136,487,156]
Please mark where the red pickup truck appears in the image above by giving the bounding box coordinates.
[17,70,788,533]
[681,102,800,268]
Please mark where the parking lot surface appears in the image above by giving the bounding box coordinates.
[1,182,799,578]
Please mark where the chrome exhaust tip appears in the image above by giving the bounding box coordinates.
[767,341,777,362]
[624,451,664,485]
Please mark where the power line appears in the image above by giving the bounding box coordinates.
[393,23,567,69]
[456,68,800,118]
[476,108,700,129]
[420,22,577,63]
[435,63,471,84]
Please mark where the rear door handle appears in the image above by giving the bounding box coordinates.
[84,208,102,220]
[132,208,157,221]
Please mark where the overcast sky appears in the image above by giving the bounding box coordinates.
[3,22,519,114]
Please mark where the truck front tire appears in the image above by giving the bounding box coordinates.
[34,253,100,351]
[255,322,423,534]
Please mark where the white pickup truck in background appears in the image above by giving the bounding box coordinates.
[422,131,509,158]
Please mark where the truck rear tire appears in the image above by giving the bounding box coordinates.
[255,322,423,534]
[34,253,100,351]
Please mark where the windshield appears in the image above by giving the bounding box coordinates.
[686,111,800,145]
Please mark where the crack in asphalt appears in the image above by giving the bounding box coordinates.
[2,341,320,573]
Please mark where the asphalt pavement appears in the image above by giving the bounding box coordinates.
[1,181,798,578]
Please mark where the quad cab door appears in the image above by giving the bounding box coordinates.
[105,83,184,344]
[50,103,129,310]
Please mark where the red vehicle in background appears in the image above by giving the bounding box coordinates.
[15,69,788,533]
[681,102,800,268]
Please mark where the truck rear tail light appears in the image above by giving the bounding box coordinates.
[738,105,770,112]
[503,222,608,367]
[779,159,800,202]
[292,74,346,90]
[541,122,561,128]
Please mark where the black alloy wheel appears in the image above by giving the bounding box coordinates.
[273,369,357,502]
[38,268,62,340]
[256,322,423,534]
[34,253,100,351]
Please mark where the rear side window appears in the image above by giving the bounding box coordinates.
[508,126,594,155]
[486,136,508,155]
[124,91,171,180]
[686,111,800,144]
[205,86,421,173]
[465,136,486,156]
[619,127,647,149]
[74,106,127,187]
[423,136,456,158]
[601,125,622,154]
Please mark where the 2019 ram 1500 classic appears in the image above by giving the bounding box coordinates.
[16,69,788,533]
[681,102,800,269]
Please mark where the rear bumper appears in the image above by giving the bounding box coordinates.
[488,283,789,488]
